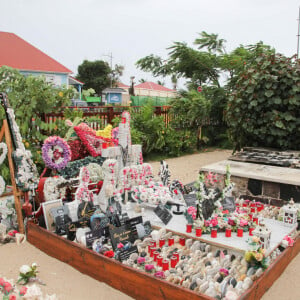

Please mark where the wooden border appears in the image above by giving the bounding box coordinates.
[27,221,299,300]
[27,221,211,300]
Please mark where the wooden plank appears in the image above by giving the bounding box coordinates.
[27,221,212,300]
[27,221,300,300]
[3,120,24,233]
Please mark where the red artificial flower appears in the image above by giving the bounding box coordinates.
[222,210,229,214]
[0,278,5,286]
[4,281,13,294]
[19,286,28,296]
[9,295,16,300]
[104,250,114,258]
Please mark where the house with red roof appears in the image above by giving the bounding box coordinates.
[134,81,177,98]
[0,31,79,90]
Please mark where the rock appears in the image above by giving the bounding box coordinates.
[242,277,253,290]
[216,275,224,283]
[247,267,256,277]
[191,241,201,252]
[199,281,209,293]
[205,261,212,267]
[214,250,221,257]
[186,239,193,249]
[140,251,147,257]
[229,277,237,287]
[225,290,239,300]
[235,281,243,290]
[190,281,198,290]
[205,244,211,252]
[255,268,264,278]
[230,254,236,262]
[205,286,217,298]
[220,279,229,298]
[238,274,246,281]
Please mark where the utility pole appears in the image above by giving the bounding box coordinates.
[103,52,113,87]
[297,7,300,58]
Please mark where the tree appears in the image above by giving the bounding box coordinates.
[76,60,111,95]
[226,53,300,151]
[194,31,226,54]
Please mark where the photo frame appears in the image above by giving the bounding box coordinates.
[42,199,63,231]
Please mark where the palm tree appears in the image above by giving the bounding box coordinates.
[194,31,226,54]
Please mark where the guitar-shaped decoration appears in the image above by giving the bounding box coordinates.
[0,93,39,193]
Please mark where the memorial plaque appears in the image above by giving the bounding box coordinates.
[109,224,135,250]
[221,196,236,212]
[154,205,172,225]
[118,246,138,262]
[183,194,197,207]
[85,229,104,249]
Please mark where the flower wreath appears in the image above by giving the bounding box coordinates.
[0,142,8,165]
[42,136,71,170]
[0,142,8,195]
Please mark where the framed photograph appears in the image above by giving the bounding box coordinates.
[42,199,63,231]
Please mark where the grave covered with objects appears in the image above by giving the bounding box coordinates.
[0,92,299,300]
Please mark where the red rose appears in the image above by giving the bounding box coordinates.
[4,281,13,294]
[19,286,28,296]
[0,278,5,286]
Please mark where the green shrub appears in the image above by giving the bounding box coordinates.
[226,53,300,151]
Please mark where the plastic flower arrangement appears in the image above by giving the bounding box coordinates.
[245,236,269,270]
[17,263,42,285]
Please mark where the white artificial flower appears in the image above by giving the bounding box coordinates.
[23,284,43,300]
[31,263,37,268]
[20,264,31,274]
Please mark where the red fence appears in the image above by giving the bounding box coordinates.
[43,106,172,130]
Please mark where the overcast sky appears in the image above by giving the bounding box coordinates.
[1,0,299,88]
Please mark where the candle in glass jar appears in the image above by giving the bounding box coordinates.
[225,228,231,237]
[186,224,192,233]
[102,142,108,149]
[170,256,177,268]
[149,247,156,257]
[162,259,169,271]
[237,228,243,237]
[153,251,159,262]
[253,217,258,225]
[168,237,174,246]
[159,238,165,248]
[173,252,179,262]
[211,228,217,238]
[249,227,255,236]
[157,255,163,266]
[179,237,185,246]
[196,227,202,237]
[121,117,126,124]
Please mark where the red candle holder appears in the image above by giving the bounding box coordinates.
[242,203,248,207]
[153,251,159,262]
[157,255,163,266]
[186,224,192,233]
[253,217,258,225]
[249,227,255,236]
[250,208,256,213]
[225,228,231,237]
[162,259,169,271]
[168,237,174,246]
[121,117,126,124]
[179,237,186,246]
[149,239,156,247]
[248,214,253,221]
[149,247,156,257]
[237,228,243,237]
[102,142,108,149]
[211,228,217,238]
[170,256,177,268]
[159,238,165,248]
[257,204,264,212]
[196,227,202,237]
[173,252,179,262]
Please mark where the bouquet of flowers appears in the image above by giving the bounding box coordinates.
[245,236,269,270]
[17,263,43,285]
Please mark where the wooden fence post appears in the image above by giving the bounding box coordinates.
[107,106,114,124]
